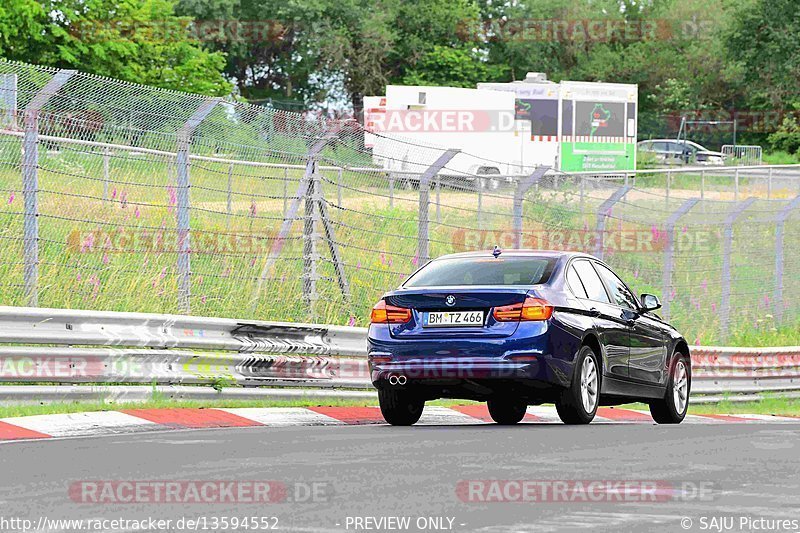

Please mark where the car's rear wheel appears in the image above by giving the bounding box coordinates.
[378,388,424,426]
[556,345,600,425]
[487,398,527,425]
[650,353,690,424]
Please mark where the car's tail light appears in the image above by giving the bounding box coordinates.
[370,299,412,324]
[493,297,553,322]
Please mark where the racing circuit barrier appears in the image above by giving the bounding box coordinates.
[3,58,800,347]
[0,306,798,404]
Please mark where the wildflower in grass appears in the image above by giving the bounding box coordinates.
[356,260,361,270]
[694,337,701,346]
[160,267,167,279]
[249,199,257,217]
[76,273,81,281]
[669,288,676,301]
[380,252,386,265]
[102,253,109,265]
[764,295,770,307]
[111,188,117,200]
[388,257,393,267]
[682,226,687,234]
[134,206,141,219]
[81,232,95,253]
[7,193,14,204]
[701,279,707,291]
[412,254,418,266]
[711,302,717,313]
[633,269,639,279]
[120,190,128,208]
[167,186,176,206]
[200,295,207,304]
[196,275,203,285]
[348,316,356,327]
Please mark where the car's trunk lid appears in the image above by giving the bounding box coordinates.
[384,286,530,338]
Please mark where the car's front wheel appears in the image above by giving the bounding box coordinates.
[487,398,527,425]
[378,388,424,426]
[650,353,690,424]
[556,345,600,424]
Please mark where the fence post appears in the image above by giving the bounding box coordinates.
[734,168,739,201]
[226,161,233,224]
[666,170,671,208]
[774,195,800,323]
[337,167,343,207]
[303,170,320,317]
[513,166,550,249]
[435,175,441,224]
[283,167,288,218]
[252,136,331,311]
[720,197,756,342]
[476,177,483,230]
[767,167,773,199]
[176,97,219,315]
[102,147,110,201]
[417,149,459,263]
[661,198,698,320]
[594,186,631,260]
[388,173,394,209]
[21,69,76,307]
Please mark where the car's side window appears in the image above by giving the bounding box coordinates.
[593,262,639,310]
[566,264,588,299]
[571,260,610,303]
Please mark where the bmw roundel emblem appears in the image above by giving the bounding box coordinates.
[445,295,456,307]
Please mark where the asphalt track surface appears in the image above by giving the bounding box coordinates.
[2,421,799,533]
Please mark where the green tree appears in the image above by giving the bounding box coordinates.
[727,0,800,112]
[1,0,231,96]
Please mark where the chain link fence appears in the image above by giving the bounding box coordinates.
[1,59,800,345]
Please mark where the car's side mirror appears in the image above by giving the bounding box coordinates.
[640,293,661,311]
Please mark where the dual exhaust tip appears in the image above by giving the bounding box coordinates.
[388,374,408,386]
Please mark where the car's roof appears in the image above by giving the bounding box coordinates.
[433,250,597,261]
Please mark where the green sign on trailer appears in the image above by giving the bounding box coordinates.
[559,81,637,172]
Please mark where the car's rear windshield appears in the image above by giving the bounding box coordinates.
[404,256,556,287]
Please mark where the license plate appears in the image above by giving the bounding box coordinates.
[423,310,484,327]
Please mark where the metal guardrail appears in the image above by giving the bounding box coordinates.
[0,307,797,401]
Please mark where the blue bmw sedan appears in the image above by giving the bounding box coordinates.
[367,250,691,426]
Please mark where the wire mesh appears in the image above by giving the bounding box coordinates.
[1,59,800,344]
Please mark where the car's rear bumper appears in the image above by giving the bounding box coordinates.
[367,321,581,394]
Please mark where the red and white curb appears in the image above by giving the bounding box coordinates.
[0,406,796,443]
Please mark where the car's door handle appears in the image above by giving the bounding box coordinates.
[588,308,601,317]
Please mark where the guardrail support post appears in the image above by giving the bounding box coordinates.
[417,149,458,263]
[774,195,800,323]
[176,97,219,314]
[476,177,483,230]
[661,198,699,320]
[21,69,76,307]
[720,197,756,342]
[594,186,631,260]
[513,166,549,249]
